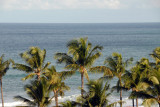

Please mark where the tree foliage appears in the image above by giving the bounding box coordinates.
[55,37,103,96]
[14,80,52,107]
[12,47,50,80]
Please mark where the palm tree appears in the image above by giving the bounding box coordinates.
[14,79,52,107]
[90,52,133,107]
[12,47,50,81]
[123,58,151,107]
[0,55,10,107]
[130,47,160,107]
[150,47,160,66]
[44,65,74,107]
[130,69,160,107]
[55,37,103,97]
[79,79,123,107]
[81,79,111,107]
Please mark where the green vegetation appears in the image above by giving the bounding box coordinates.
[90,52,133,107]
[12,47,50,81]
[14,80,52,107]
[123,58,151,107]
[55,37,103,97]
[79,79,122,107]
[1,37,160,107]
[0,55,10,107]
[44,65,74,106]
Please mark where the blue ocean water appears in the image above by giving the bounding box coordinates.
[0,23,160,106]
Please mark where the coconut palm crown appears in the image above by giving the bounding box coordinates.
[44,65,74,107]
[130,47,160,107]
[90,52,133,107]
[55,37,103,96]
[78,79,124,107]
[14,79,52,107]
[124,58,151,107]
[81,79,111,107]
[130,69,160,107]
[12,47,50,80]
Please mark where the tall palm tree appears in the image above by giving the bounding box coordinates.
[44,65,74,107]
[81,79,111,107]
[130,47,160,107]
[55,37,103,97]
[0,55,10,107]
[14,79,52,107]
[90,52,133,107]
[12,47,50,81]
[130,69,160,107]
[124,58,151,107]
[79,79,123,107]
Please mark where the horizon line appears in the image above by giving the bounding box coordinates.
[0,22,160,24]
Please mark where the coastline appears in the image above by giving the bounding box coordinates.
[1,94,145,107]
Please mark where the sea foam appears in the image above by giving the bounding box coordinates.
[0,95,145,107]
[1,94,80,107]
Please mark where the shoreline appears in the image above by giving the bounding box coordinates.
[0,94,145,107]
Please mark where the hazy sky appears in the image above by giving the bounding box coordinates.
[0,0,160,23]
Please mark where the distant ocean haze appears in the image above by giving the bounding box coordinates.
[0,23,160,106]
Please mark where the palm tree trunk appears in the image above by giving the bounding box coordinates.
[120,88,122,107]
[0,79,4,107]
[132,89,134,107]
[136,98,138,107]
[81,72,84,97]
[54,91,58,107]
[132,99,134,107]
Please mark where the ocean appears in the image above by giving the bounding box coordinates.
[0,23,160,106]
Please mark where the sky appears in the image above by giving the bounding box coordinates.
[0,0,160,23]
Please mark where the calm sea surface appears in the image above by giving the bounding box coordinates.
[0,23,160,106]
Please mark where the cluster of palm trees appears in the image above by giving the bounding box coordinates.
[0,37,160,107]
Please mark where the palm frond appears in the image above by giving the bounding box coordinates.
[85,52,102,68]
[87,45,103,59]
[0,55,10,78]
[142,98,158,107]
[149,76,159,85]
[84,68,89,81]
[42,62,51,71]
[104,57,117,71]
[86,42,92,55]
[54,53,74,65]
[150,47,160,64]
[125,57,133,67]
[22,73,37,81]
[20,52,35,68]
[14,96,36,106]
[59,70,75,80]
[0,61,10,77]
[38,48,46,67]
[99,76,113,81]
[0,54,4,63]
[65,64,79,71]
[60,100,81,107]
[107,101,125,107]
[12,63,33,73]
[129,91,155,99]
[67,39,79,48]
[90,66,113,76]
[112,85,128,93]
